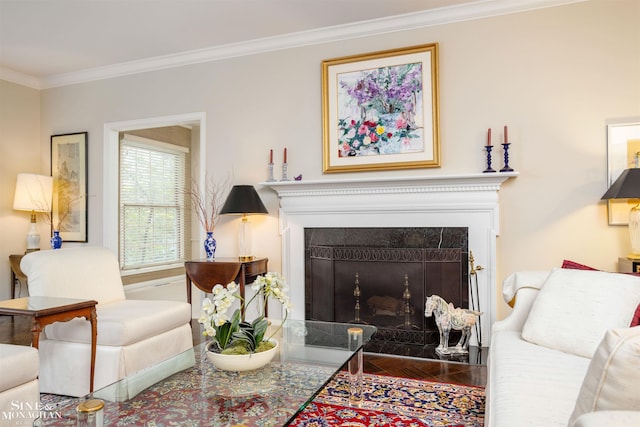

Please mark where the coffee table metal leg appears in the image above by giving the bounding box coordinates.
[348,327,363,404]
[88,307,97,392]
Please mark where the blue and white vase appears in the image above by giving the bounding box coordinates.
[51,231,63,250]
[204,231,216,260]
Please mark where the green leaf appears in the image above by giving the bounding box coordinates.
[232,328,257,352]
[216,322,231,349]
[217,309,242,350]
[252,317,269,344]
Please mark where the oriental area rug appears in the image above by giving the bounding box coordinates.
[40,370,484,426]
[290,372,485,427]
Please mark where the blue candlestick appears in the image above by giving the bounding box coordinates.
[500,143,514,172]
[483,145,496,173]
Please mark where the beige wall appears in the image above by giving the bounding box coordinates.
[2,1,639,317]
[0,80,43,299]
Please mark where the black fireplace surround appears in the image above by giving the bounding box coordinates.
[304,227,469,358]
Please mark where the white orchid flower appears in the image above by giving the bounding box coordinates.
[200,271,291,351]
[201,297,213,310]
[197,313,210,325]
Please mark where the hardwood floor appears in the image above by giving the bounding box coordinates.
[363,352,486,387]
[0,315,487,388]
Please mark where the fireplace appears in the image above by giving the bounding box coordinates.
[304,227,469,357]
[263,173,517,351]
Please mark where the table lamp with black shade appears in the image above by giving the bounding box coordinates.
[602,168,640,259]
[220,185,268,261]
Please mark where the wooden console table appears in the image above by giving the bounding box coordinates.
[185,257,268,316]
[0,296,98,392]
[9,254,27,299]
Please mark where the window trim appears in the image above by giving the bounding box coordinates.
[121,133,190,155]
[119,135,187,271]
[103,113,207,276]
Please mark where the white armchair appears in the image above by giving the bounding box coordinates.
[20,247,195,400]
[0,344,39,426]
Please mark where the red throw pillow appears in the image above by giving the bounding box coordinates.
[633,307,640,327]
[561,259,598,270]
[561,260,640,327]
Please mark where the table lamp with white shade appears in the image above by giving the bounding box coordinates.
[13,173,53,252]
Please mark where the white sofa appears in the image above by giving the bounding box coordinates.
[21,247,195,400]
[486,268,640,427]
[0,344,39,427]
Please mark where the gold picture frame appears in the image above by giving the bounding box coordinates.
[322,43,440,173]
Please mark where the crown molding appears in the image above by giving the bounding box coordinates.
[0,66,42,90]
[3,0,585,90]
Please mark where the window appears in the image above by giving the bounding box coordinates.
[119,134,188,271]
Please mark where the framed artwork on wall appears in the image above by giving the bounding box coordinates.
[322,43,440,173]
[51,132,88,242]
[606,119,640,225]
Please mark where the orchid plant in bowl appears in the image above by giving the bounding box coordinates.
[198,272,291,359]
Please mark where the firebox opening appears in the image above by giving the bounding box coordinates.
[304,227,481,361]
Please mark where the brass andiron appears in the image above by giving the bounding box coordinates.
[402,274,412,328]
[353,272,361,323]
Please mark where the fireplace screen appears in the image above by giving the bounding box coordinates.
[304,227,469,357]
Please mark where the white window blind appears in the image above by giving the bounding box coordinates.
[119,135,188,270]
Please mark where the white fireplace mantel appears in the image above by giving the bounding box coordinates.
[263,173,516,196]
[262,172,518,347]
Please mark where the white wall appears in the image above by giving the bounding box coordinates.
[1,1,638,318]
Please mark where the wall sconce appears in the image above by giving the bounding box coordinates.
[13,173,53,252]
[602,168,640,259]
[220,185,268,261]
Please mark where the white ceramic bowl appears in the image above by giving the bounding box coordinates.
[205,339,278,371]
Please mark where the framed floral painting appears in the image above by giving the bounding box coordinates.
[322,43,440,173]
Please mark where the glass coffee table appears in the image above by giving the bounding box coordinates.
[35,320,376,426]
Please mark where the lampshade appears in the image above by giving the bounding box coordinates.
[601,169,640,200]
[220,185,268,215]
[220,185,268,261]
[13,173,53,252]
[602,168,640,259]
[13,173,53,212]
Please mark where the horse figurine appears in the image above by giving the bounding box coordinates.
[424,295,482,355]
